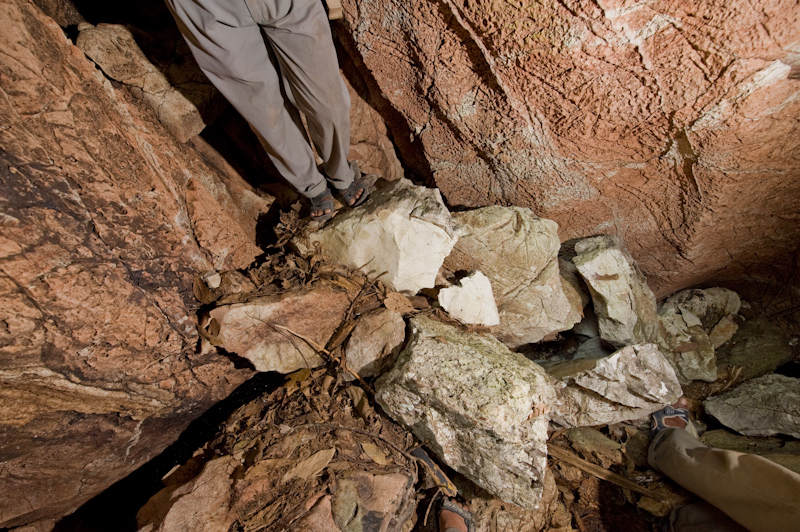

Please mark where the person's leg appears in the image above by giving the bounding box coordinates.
[163,0,328,200]
[665,501,748,532]
[255,0,357,192]
[649,427,800,532]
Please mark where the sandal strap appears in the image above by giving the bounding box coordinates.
[440,499,474,532]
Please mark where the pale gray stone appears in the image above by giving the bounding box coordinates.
[715,318,793,382]
[660,288,741,331]
[444,207,579,348]
[76,23,209,143]
[375,316,555,509]
[704,374,800,438]
[572,236,660,348]
[205,283,353,373]
[438,271,500,326]
[295,179,459,294]
[657,307,717,383]
[344,308,406,380]
[541,344,683,428]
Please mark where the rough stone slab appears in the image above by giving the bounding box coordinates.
[660,288,741,331]
[344,308,406,380]
[657,307,717,383]
[295,178,459,294]
[206,283,354,373]
[572,235,660,348]
[715,318,793,382]
[376,316,555,509]
[444,207,579,347]
[541,344,683,428]
[704,374,800,438]
[76,23,208,143]
[438,271,500,326]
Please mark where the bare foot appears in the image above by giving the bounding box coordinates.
[439,499,470,532]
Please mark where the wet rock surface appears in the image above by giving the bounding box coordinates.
[704,374,800,438]
[375,316,555,509]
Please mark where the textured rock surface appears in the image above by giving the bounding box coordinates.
[715,318,793,382]
[330,471,416,532]
[137,457,238,532]
[344,308,406,380]
[543,344,682,428]
[573,236,660,347]
[0,1,268,526]
[376,316,555,509]
[335,0,800,297]
[295,178,459,293]
[444,207,578,347]
[76,23,210,143]
[657,308,717,383]
[206,283,355,374]
[704,374,800,438]
[660,288,741,331]
[438,271,500,326]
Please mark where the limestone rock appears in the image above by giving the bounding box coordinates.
[704,374,800,438]
[295,178,459,294]
[344,308,406,380]
[715,318,793,382]
[76,23,211,143]
[376,317,555,509]
[444,207,579,347]
[708,316,739,349]
[206,283,354,373]
[660,288,741,331]
[336,0,800,297]
[137,457,238,532]
[0,1,262,526]
[438,271,500,326]
[572,236,660,347]
[657,307,717,383]
[542,344,683,428]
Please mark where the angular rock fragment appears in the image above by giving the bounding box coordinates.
[541,344,682,428]
[444,207,579,347]
[295,179,459,294]
[76,23,217,143]
[704,374,800,438]
[206,283,354,373]
[572,236,660,347]
[376,317,555,509]
[344,308,406,380]
[708,316,739,349]
[657,307,717,383]
[715,318,793,382]
[438,271,500,326]
[660,288,741,331]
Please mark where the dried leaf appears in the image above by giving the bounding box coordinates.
[193,275,217,304]
[282,448,336,482]
[384,292,415,315]
[344,386,375,419]
[361,442,389,465]
[285,368,311,384]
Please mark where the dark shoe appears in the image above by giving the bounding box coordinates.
[337,161,373,208]
[651,397,698,438]
[439,498,474,532]
[310,188,335,223]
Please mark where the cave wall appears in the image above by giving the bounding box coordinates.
[335,0,800,296]
[0,0,269,526]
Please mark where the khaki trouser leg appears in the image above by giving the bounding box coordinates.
[649,428,800,532]
[165,0,353,198]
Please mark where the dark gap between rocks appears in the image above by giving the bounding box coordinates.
[51,372,283,532]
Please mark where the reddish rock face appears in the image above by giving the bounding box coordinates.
[0,0,264,526]
[335,0,800,296]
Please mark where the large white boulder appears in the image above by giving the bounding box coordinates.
[443,207,580,348]
[541,344,683,428]
[294,178,460,294]
[375,316,555,509]
[572,235,660,347]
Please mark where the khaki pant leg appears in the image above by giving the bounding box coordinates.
[254,0,356,190]
[649,428,800,532]
[164,0,328,198]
